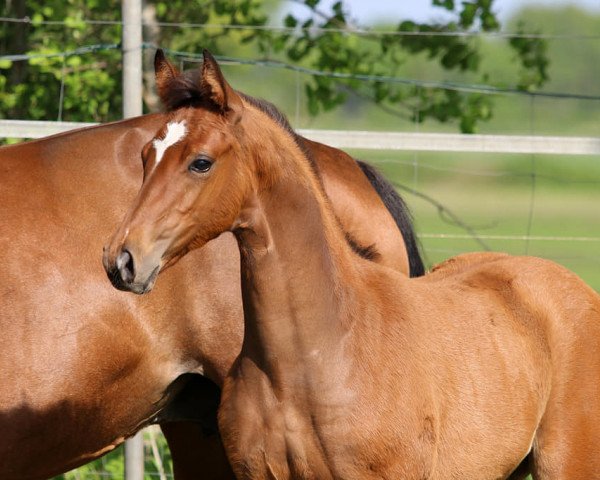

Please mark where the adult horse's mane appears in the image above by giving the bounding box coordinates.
[356,161,425,276]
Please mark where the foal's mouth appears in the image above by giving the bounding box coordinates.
[105,261,161,295]
[131,264,160,295]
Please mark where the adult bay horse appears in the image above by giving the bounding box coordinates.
[0,60,423,479]
[104,50,600,480]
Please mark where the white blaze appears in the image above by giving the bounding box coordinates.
[153,121,187,164]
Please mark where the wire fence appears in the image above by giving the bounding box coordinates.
[2,41,600,102]
[1,16,598,285]
[2,14,600,39]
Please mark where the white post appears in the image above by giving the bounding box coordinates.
[121,1,144,477]
[124,432,145,480]
[122,0,143,118]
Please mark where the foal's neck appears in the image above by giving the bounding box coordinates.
[233,125,359,392]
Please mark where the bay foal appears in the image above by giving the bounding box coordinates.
[104,51,600,479]
[0,83,422,480]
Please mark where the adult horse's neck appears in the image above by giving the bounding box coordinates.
[233,116,361,393]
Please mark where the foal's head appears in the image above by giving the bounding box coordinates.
[103,50,278,294]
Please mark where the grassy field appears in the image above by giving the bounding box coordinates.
[51,427,173,479]
[349,149,600,292]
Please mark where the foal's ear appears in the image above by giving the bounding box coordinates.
[200,49,243,119]
[154,49,180,106]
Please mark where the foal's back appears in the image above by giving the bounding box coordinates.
[373,252,600,479]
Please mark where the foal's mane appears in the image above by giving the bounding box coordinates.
[237,92,319,174]
[164,69,378,261]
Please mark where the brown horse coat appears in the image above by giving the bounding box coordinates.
[0,102,422,478]
[104,50,600,480]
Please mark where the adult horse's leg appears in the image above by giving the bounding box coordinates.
[157,375,235,479]
[162,424,233,479]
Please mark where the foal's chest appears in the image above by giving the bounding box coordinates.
[219,371,353,479]
[219,377,433,479]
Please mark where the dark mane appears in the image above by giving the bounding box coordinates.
[161,70,205,111]
[237,92,295,138]
[356,161,425,277]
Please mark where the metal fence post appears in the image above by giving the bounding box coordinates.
[122,0,143,119]
[122,0,144,479]
[125,432,145,480]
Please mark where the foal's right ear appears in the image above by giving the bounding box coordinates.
[200,49,243,121]
[154,49,181,106]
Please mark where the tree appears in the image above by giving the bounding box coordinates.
[0,0,548,132]
[0,0,122,122]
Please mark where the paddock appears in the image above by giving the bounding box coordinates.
[1,120,597,480]
[1,1,599,478]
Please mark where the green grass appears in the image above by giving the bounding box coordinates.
[52,428,173,479]
[350,149,600,292]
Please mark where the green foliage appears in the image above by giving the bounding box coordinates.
[0,0,550,131]
[509,23,549,90]
[0,0,122,121]
[268,0,548,132]
[52,447,124,480]
[52,430,173,479]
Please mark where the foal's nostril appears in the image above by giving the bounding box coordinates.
[116,249,135,284]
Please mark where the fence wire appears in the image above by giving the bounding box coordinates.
[2,15,600,40]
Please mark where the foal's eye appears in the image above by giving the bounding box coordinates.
[188,157,213,174]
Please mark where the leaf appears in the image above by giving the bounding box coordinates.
[284,14,298,28]
[433,0,455,10]
[332,1,344,16]
[459,2,478,28]
[305,84,320,116]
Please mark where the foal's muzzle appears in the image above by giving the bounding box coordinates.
[116,249,135,285]
[103,247,159,295]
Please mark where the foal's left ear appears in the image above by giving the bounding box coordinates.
[200,49,243,120]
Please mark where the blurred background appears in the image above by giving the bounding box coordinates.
[1,0,599,477]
